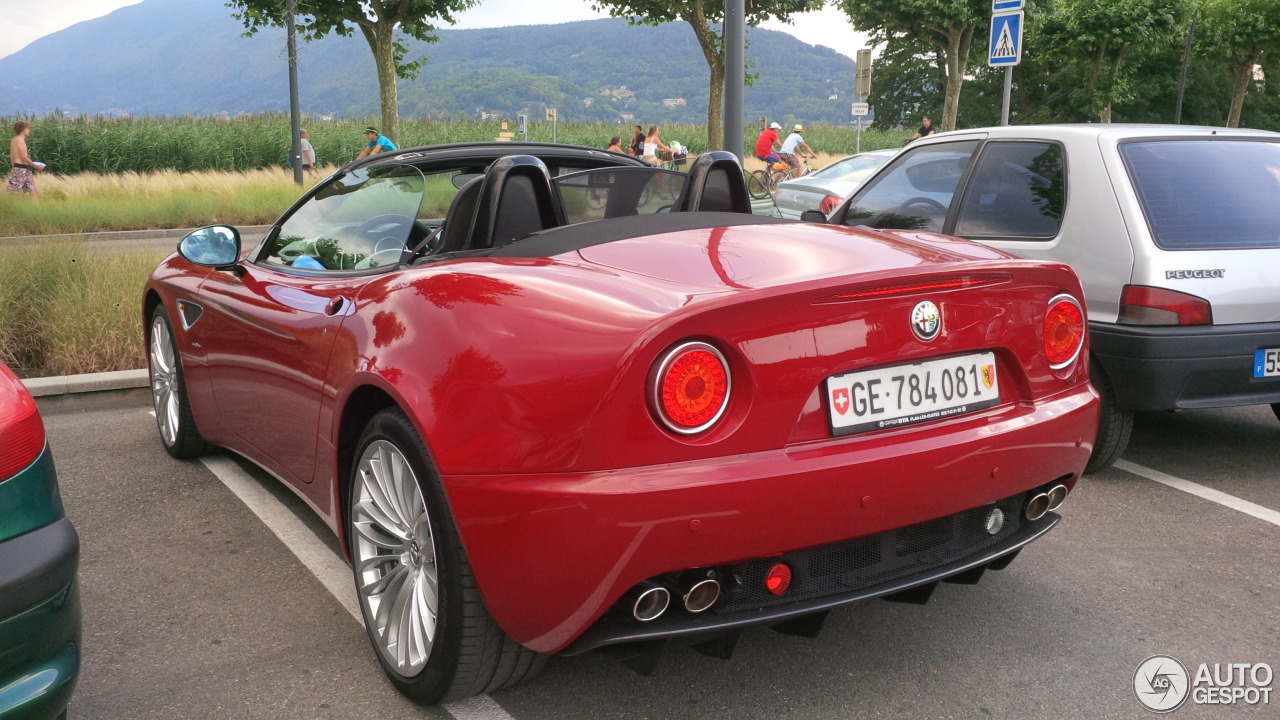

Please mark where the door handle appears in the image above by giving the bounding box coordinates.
[325,296,348,316]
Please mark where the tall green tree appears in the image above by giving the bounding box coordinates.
[227,0,476,144]
[1196,0,1280,127]
[1039,0,1186,122]
[835,0,988,132]
[589,0,822,150]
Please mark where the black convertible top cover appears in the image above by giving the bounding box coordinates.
[488,212,794,259]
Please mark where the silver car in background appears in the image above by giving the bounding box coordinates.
[774,149,897,219]
[827,124,1280,472]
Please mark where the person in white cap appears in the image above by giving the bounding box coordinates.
[778,124,816,173]
[754,121,783,166]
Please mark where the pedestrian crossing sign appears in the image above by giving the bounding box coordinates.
[989,10,1023,66]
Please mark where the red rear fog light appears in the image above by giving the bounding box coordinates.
[765,563,793,596]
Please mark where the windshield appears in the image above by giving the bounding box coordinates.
[1121,139,1280,250]
[262,165,427,271]
[812,153,893,183]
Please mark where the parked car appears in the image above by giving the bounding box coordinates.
[0,362,80,720]
[144,142,1097,704]
[827,124,1280,472]
[774,148,898,219]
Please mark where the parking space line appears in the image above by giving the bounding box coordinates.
[197,453,519,720]
[1116,459,1280,528]
[200,455,364,624]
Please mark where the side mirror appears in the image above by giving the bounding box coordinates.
[800,209,829,224]
[178,225,241,269]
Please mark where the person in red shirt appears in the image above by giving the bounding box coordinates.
[754,122,782,165]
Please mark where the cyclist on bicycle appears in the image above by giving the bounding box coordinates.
[778,124,815,172]
[754,122,783,166]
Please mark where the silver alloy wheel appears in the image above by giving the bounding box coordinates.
[352,439,438,676]
[149,315,179,446]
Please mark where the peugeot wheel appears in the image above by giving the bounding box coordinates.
[1085,356,1132,474]
[148,304,209,458]
[347,408,545,704]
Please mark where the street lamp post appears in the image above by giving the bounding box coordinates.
[286,0,303,186]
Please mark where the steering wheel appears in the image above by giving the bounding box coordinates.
[354,247,407,270]
[892,197,947,214]
[355,214,413,240]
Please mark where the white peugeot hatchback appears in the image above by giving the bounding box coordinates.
[827,124,1280,472]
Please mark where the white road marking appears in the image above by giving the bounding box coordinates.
[193,447,518,720]
[1116,459,1280,528]
[200,455,364,624]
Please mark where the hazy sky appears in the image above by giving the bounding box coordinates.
[0,0,872,61]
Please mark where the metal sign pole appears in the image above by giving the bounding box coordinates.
[1001,67,1012,126]
[286,0,302,186]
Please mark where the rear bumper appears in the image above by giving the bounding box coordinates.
[1090,321,1280,410]
[444,384,1097,653]
[0,519,81,720]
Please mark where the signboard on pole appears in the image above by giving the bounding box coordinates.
[988,10,1024,67]
[851,103,869,117]
[992,0,1023,11]
[854,48,872,96]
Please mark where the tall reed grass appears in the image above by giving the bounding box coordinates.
[4,113,908,175]
[0,242,167,377]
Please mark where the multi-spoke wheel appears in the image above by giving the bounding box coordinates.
[348,409,545,704]
[746,170,770,200]
[148,304,208,458]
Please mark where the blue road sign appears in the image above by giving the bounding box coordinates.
[989,10,1024,67]
[993,0,1023,11]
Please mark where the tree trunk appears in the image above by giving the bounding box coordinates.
[684,0,724,151]
[361,23,401,145]
[1225,55,1258,128]
[939,24,973,132]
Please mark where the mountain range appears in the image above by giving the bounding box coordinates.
[0,0,862,126]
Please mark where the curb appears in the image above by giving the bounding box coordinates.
[24,369,151,413]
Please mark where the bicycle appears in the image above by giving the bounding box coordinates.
[747,154,814,199]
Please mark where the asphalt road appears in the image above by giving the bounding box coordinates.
[46,401,1280,720]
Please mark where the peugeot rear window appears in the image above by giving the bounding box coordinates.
[1120,139,1280,250]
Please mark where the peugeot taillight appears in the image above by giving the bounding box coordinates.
[1044,294,1086,370]
[651,341,731,434]
[0,364,46,481]
[1118,285,1212,326]
[818,194,843,215]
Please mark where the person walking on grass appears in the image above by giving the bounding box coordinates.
[7,121,42,201]
[356,127,397,160]
[300,128,316,170]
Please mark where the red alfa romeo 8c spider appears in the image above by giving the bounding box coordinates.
[143,143,1099,703]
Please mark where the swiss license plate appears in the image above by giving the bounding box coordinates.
[825,352,1000,436]
[1254,348,1280,378]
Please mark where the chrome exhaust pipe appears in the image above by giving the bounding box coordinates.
[1025,492,1051,521]
[682,578,721,613]
[622,581,670,622]
[1046,484,1068,511]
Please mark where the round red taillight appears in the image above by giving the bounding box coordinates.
[765,563,792,596]
[652,342,731,434]
[0,363,45,480]
[1044,294,1085,370]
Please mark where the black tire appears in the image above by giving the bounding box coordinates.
[746,170,770,199]
[1085,356,1133,474]
[347,408,545,704]
[769,169,791,190]
[148,304,209,459]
